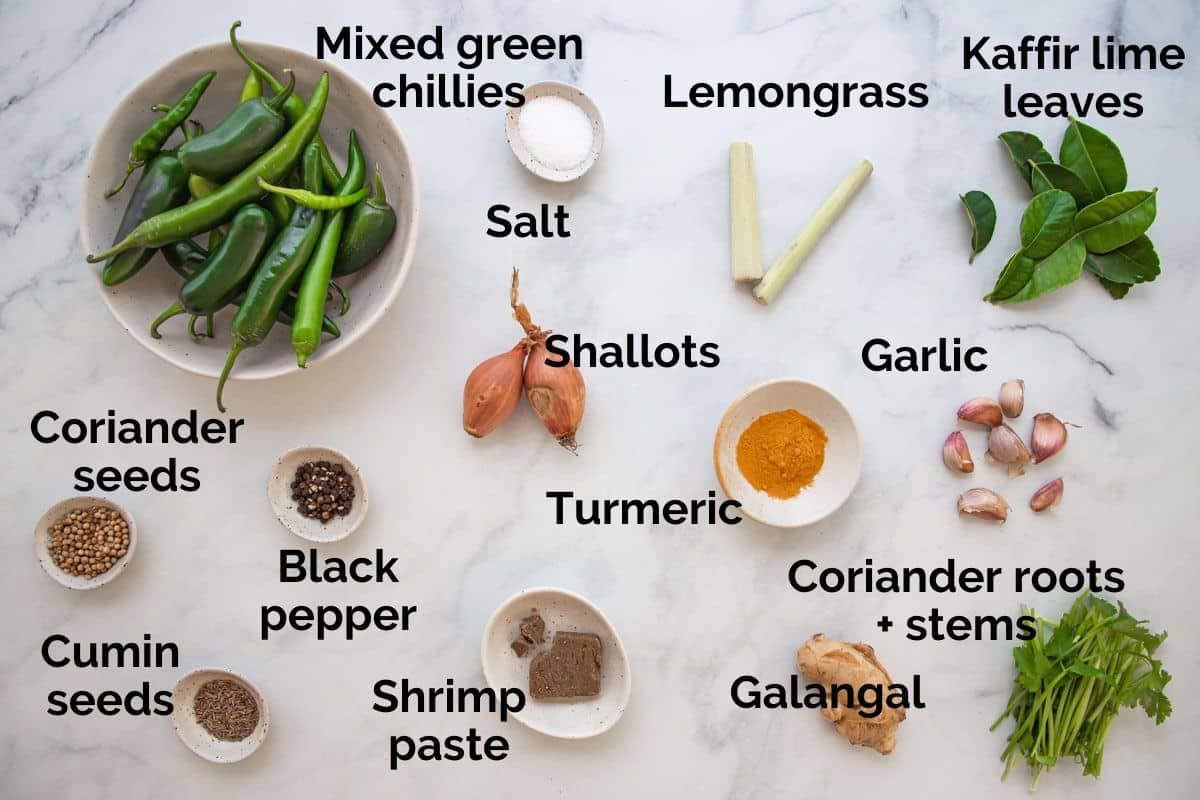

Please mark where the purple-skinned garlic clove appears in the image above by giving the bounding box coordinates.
[1030,478,1064,512]
[988,424,1032,477]
[943,431,975,473]
[957,488,1010,522]
[958,397,1004,428]
[999,379,1025,418]
[1031,413,1068,463]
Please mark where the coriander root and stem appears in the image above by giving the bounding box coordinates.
[991,593,1170,789]
[461,270,585,451]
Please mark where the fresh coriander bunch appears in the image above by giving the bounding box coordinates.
[991,592,1171,790]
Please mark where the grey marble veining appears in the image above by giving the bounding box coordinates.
[1,0,1198,797]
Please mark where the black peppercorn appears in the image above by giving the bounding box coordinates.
[291,460,355,524]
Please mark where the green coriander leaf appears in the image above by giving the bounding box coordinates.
[1044,620,1077,658]
[1067,661,1110,682]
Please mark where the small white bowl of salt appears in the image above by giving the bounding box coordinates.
[506,81,604,182]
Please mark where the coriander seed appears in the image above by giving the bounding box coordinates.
[46,505,130,578]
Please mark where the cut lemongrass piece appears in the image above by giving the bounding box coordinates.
[730,142,763,282]
[752,158,873,306]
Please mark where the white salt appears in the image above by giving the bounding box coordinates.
[517,95,594,171]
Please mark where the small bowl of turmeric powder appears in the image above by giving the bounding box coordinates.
[714,379,862,527]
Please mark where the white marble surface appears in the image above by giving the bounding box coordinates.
[1,0,1198,797]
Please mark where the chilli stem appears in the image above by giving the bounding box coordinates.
[215,341,245,413]
[149,302,186,338]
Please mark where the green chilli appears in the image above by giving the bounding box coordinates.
[256,177,369,210]
[86,72,330,263]
[106,71,215,197]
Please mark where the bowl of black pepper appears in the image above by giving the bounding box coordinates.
[268,446,367,542]
[34,496,137,590]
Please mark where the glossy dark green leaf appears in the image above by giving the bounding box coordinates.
[1029,161,1092,207]
[993,235,1087,304]
[1019,189,1077,259]
[1075,189,1157,253]
[985,251,1036,303]
[999,131,1053,188]
[1060,118,1127,203]
[960,190,996,263]
[1084,236,1160,285]
[1095,274,1132,299]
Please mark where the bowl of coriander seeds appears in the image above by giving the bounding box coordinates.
[34,496,137,589]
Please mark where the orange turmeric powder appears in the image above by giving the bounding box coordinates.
[736,410,828,499]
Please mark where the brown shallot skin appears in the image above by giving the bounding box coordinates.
[463,344,527,437]
[524,339,585,452]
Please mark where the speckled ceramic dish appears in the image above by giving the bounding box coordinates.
[34,496,137,590]
[714,379,862,528]
[482,587,630,739]
[267,445,367,542]
[172,667,269,763]
[505,81,604,182]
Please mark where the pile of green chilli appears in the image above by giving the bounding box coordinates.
[88,21,398,411]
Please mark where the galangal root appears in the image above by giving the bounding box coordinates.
[796,633,906,755]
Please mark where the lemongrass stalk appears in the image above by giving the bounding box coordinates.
[752,158,873,305]
[729,142,763,282]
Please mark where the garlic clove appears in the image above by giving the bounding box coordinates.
[999,379,1025,418]
[957,397,1003,428]
[1031,413,1068,463]
[987,424,1032,476]
[1030,478,1063,512]
[942,431,974,473]
[957,488,1010,522]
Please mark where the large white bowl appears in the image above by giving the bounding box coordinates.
[714,379,862,528]
[79,39,419,380]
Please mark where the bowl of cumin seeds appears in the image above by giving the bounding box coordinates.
[172,667,269,763]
